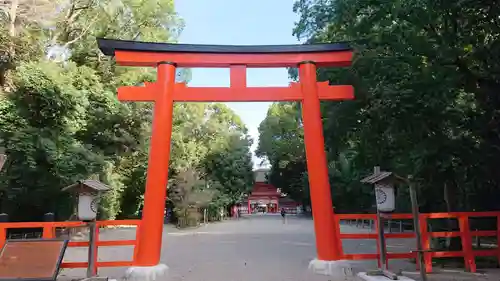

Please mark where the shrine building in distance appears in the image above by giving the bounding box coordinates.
[239,168,302,214]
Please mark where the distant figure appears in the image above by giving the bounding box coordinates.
[165,208,172,223]
[281,208,286,224]
[138,205,143,218]
[233,205,239,219]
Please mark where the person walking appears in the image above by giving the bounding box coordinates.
[280,207,286,224]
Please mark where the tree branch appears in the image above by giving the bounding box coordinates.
[62,13,99,48]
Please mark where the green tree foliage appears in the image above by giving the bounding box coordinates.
[0,61,104,220]
[206,134,255,204]
[259,1,500,217]
[256,103,309,204]
[169,168,215,227]
[0,0,254,223]
[167,103,254,224]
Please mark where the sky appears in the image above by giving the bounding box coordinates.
[175,0,301,169]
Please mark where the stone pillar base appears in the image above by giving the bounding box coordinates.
[124,264,169,281]
[308,259,354,278]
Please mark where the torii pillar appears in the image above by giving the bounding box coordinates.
[97,38,354,279]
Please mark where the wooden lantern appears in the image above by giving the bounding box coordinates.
[360,167,401,213]
[62,180,110,221]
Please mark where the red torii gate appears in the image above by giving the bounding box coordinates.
[97,38,354,271]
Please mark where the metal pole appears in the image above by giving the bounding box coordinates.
[409,181,427,281]
[87,221,97,278]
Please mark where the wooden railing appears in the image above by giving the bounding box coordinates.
[0,220,140,274]
[336,212,500,273]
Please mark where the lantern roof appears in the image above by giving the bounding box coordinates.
[360,171,394,184]
[360,169,406,185]
[97,38,352,57]
[61,179,110,193]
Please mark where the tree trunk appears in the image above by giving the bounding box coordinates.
[0,67,6,88]
[1,0,18,87]
[9,0,18,37]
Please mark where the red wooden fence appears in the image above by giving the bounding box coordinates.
[0,220,140,274]
[335,211,500,273]
[2,212,498,274]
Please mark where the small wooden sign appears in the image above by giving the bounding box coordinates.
[0,154,6,172]
[0,239,68,281]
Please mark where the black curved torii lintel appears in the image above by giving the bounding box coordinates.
[97,38,352,56]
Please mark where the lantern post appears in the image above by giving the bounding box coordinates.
[62,179,110,277]
[360,167,426,281]
[360,167,399,279]
[406,176,428,281]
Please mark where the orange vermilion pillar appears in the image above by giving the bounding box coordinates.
[135,62,176,266]
[299,62,341,261]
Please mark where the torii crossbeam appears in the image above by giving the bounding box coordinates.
[117,80,353,102]
[97,38,354,276]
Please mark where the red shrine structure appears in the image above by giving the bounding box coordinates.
[242,168,301,214]
[97,38,354,267]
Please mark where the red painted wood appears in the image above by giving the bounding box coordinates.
[336,212,500,273]
[114,50,353,68]
[99,40,355,264]
[497,217,500,267]
[117,82,354,102]
[300,62,341,260]
[134,63,176,266]
[459,216,476,272]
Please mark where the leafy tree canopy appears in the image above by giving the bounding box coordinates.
[0,0,254,223]
[258,0,500,217]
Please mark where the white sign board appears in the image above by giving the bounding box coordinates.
[78,193,99,221]
[375,183,395,212]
